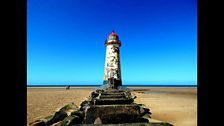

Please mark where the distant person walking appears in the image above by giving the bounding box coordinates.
[66,85,70,90]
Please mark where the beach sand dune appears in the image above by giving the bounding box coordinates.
[27,87,197,126]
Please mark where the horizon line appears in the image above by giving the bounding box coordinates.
[27,84,197,87]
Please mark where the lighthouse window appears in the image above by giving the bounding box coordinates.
[109,36,115,40]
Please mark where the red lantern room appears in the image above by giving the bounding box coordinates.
[105,30,121,46]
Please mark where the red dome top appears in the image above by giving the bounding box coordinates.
[105,30,121,46]
[108,30,118,37]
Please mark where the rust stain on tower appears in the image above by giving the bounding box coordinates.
[103,31,122,89]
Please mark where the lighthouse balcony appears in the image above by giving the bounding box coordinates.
[105,41,121,46]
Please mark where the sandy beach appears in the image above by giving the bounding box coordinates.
[27,87,197,126]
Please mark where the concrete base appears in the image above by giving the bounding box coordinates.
[103,80,122,89]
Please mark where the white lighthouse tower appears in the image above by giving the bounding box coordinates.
[103,31,122,89]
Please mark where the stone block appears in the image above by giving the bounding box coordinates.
[92,98,134,105]
[83,104,142,124]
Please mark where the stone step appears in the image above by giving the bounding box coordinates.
[104,90,125,92]
[82,104,146,124]
[102,90,126,94]
[100,94,126,98]
[101,92,125,95]
[92,98,134,105]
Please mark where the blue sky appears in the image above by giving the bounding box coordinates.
[27,0,197,85]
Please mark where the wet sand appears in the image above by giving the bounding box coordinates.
[27,87,197,126]
[131,87,197,126]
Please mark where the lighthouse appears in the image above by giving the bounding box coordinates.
[103,31,122,89]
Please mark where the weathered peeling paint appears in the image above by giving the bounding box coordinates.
[103,31,122,87]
